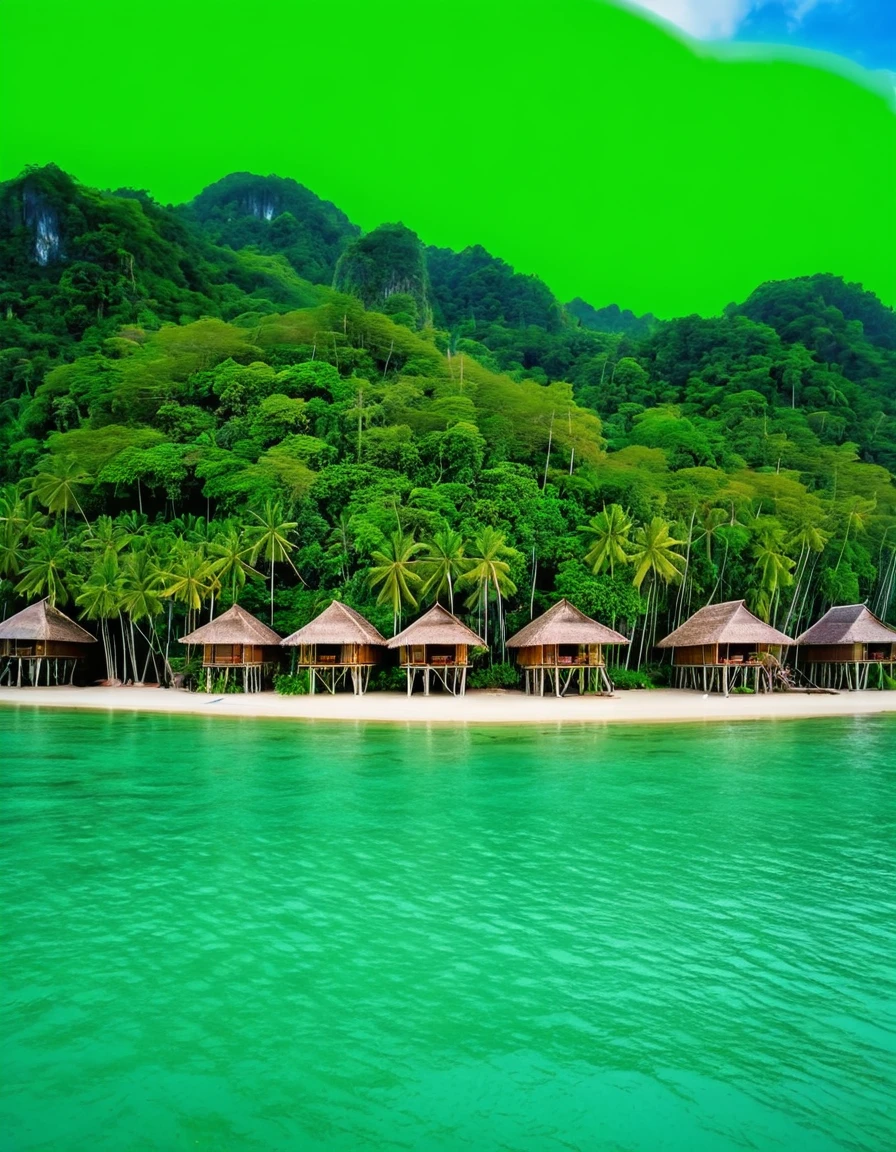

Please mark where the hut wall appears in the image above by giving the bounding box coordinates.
[296,643,379,666]
[354,643,380,665]
[1,640,86,659]
[204,644,269,666]
[672,644,718,666]
[400,644,468,666]
[802,643,862,664]
[516,643,606,667]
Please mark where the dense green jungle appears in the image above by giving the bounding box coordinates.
[1,165,894,687]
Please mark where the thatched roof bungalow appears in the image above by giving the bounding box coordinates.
[387,604,484,696]
[281,601,386,694]
[0,599,96,686]
[507,599,628,696]
[795,605,896,690]
[657,600,793,694]
[180,604,282,692]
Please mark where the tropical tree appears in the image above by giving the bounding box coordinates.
[627,517,685,665]
[459,527,520,651]
[16,529,74,606]
[120,548,165,682]
[326,512,355,584]
[697,506,728,563]
[367,531,423,633]
[629,518,686,590]
[161,546,214,637]
[580,504,632,577]
[419,528,469,613]
[83,514,133,558]
[76,552,123,680]
[29,456,93,532]
[751,527,796,623]
[246,500,298,623]
[209,526,260,605]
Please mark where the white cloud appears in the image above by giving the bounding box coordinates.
[628,0,835,40]
[626,1,754,39]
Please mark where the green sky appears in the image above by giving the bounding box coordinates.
[2,0,894,317]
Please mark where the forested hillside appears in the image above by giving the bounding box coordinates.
[1,165,894,686]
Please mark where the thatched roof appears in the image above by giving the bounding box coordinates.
[180,604,281,645]
[0,599,95,644]
[796,604,896,646]
[507,599,628,648]
[657,600,793,648]
[386,604,484,648]
[281,600,386,647]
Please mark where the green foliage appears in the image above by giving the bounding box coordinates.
[1,162,895,679]
[273,670,310,695]
[334,224,432,328]
[468,662,520,689]
[607,665,656,690]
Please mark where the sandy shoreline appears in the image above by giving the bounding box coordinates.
[1,685,895,726]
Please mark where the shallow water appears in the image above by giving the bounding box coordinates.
[1,709,894,1152]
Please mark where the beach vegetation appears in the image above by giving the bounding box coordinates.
[0,165,894,686]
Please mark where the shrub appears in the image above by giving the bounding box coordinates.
[369,666,407,692]
[210,672,244,694]
[607,665,655,690]
[468,662,520,689]
[274,670,310,695]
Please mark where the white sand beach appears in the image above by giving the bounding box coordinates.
[1,685,894,725]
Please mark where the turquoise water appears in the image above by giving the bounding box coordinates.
[1,709,894,1152]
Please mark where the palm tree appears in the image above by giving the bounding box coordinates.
[0,523,26,581]
[120,548,165,682]
[246,500,298,624]
[209,526,260,605]
[0,484,45,540]
[16,529,73,606]
[76,552,124,680]
[459,527,519,651]
[419,529,469,613]
[629,518,686,590]
[580,504,632,577]
[368,532,424,633]
[698,506,728,564]
[84,514,134,559]
[832,495,875,574]
[161,547,214,638]
[782,519,829,635]
[628,518,685,667]
[326,512,355,584]
[751,529,796,623]
[29,456,92,532]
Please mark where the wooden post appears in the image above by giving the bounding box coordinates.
[460,666,467,696]
[723,665,728,697]
[424,666,430,697]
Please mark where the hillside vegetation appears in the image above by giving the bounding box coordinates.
[1,166,894,684]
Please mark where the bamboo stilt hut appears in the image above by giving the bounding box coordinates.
[0,599,96,687]
[506,599,628,696]
[387,605,485,697]
[281,601,386,695]
[180,604,282,693]
[795,605,896,691]
[657,600,793,696]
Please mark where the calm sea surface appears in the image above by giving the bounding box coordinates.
[1,708,894,1152]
